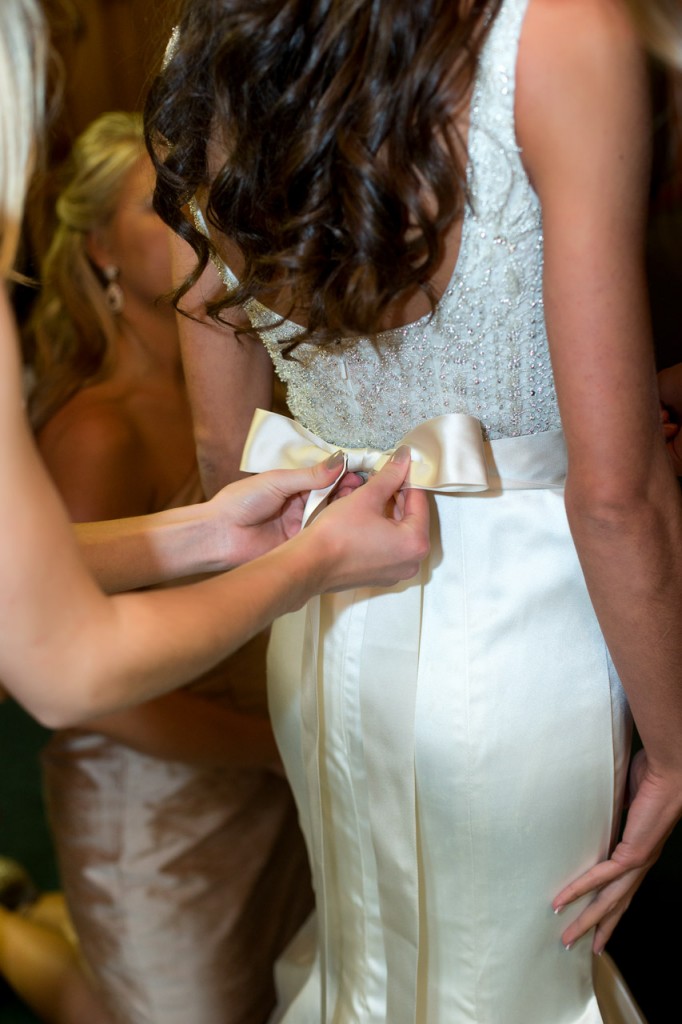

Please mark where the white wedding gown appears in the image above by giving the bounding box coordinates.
[202,1,645,1019]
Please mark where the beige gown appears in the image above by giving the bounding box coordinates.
[43,471,313,1024]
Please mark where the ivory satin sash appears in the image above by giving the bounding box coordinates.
[241,409,569,1023]
[240,408,567,525]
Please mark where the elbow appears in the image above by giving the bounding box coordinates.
[19,666,120,731]
[32,705,78,730]
[195,444,241,497]
[29,685,99,729]
[24,691,86,730]
[565,480,645,530]
[564,461,678,540]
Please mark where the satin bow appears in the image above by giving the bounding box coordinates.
[240,408,489,524]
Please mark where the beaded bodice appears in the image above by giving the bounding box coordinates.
[208,0,559,446]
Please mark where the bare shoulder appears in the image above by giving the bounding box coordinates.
[516,0,648,190]
[518,0,640,73]
[36,392,152,521]
[37,391,140,470]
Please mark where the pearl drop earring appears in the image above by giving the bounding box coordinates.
[103,265,124,314]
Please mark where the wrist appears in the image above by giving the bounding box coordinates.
[273,527,336,608]
[142,500,233,579]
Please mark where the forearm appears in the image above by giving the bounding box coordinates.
[566,457,682,773]
[174,240,274,497]
[3,420,424,727]
[75,498,231,593]
[9,528,324,728]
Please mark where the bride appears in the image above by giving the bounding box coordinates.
[146,1,682,1021]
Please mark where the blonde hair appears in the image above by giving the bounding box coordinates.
[29,111,146,431]
[0,0,46,277]
[625,0,682,69]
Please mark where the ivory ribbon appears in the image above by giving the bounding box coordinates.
[240,408,490,524]
[242,408,568,1021]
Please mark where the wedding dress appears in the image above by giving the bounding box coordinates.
[199,0,645,1019]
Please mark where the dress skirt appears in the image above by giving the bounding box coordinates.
[267,430,632,1024]
[43,729,313,1024]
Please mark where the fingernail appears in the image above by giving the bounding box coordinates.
[554,905,564,915]
[563,942,573,952]
[324,451,345,470]
[390,444,411,464]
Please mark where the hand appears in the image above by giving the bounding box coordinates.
[658,365,682,475]
[209,454,364,566]
[553,749,682,953]
[305,445,431,591]
[659,404,682,476]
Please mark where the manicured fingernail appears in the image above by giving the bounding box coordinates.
[554,905,564,915]
[390,444,411,464]
[324,451,345,470]
[563,942,573,952]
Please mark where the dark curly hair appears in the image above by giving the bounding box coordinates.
[145,0,501,349]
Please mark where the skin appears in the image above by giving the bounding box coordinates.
[516,0,682,953]
[37,153,278,769]
[0,897,113,1024]
[658,363,682,475]
[0,268,430,727]
[174,0,682,959]
[172,235,275,493]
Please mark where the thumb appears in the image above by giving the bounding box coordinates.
[364,445,412,504]
[262,451,347,498]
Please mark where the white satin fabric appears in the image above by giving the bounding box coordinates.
[264,423,632,1023]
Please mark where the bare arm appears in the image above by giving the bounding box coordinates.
[36,394,279,766]
[518,0,682,950]
[72,475,307,593]
[173,234,274,495]
[73,501,230,592]
[0,291,427,727]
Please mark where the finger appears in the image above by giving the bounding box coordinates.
[592,909,624,955]
[401,484,430,527]
[261,453,347,498]
[334,484,362,500]
[381,487,405,521]
[331,473,364,501]
[561,877,636,952]
[553,860,625,910]
[361,446,412,506]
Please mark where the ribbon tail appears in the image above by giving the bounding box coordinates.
[359,569,425,1022]
[301,454,349,527]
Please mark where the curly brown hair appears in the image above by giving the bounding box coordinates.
[145,0,501,349]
